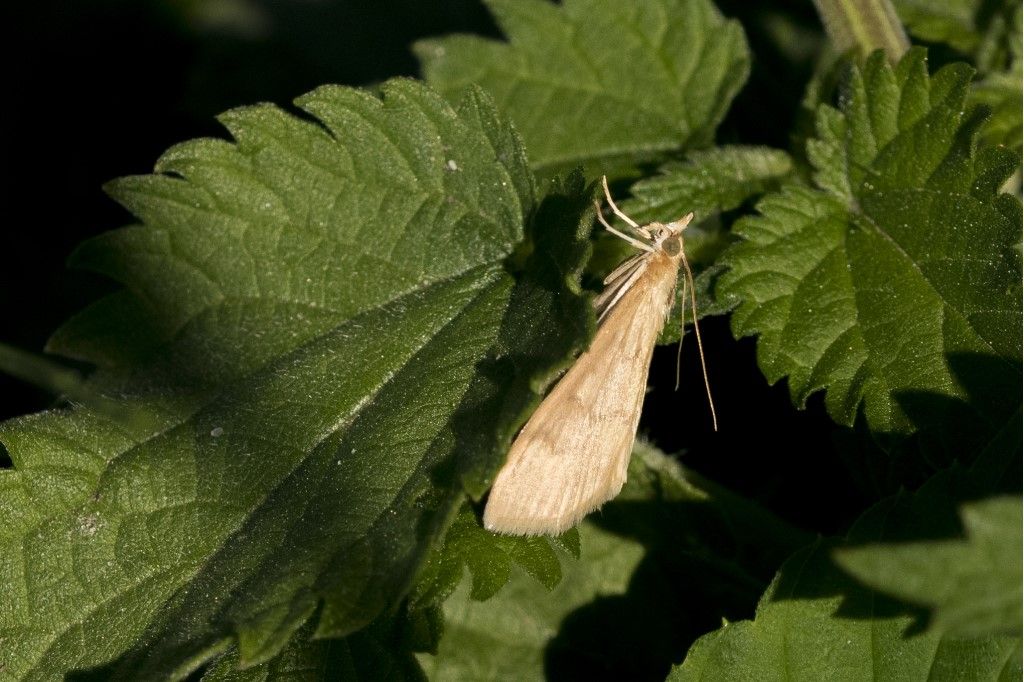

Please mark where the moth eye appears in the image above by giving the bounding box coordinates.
[662,236,682,256]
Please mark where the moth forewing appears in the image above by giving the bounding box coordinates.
[483,176,703,536]
[483,251,681,536]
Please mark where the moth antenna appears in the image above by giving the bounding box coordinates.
[601,175,641,228]
[594,200,654,253]
[675,273,687,391]
[680,247,718,431]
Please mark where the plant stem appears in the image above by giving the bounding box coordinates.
[0,341,84,398]
[0,341,165,429]
[812,0,910,61]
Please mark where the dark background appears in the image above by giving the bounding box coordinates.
[2,1,860,533]
[2,0,499,419]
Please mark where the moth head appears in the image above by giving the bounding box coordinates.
[653,212,694,257]
[661,234,683,257]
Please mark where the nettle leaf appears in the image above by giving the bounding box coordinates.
[409,502,570,608]
[972,70,1023,150]
[206,498,585,681]
[672,440,1024,681]
[891,0,1022,150]
[973,3,1022,150]
[415,0,750,176]
[672,540,1022,681]
[419,521,647,681]
[622,145,795,225]
[892,0,1019,72]
[835,495,1022,638]
[201,614,427,682]
[418,443,812,681]
[720,49,1023,447]
[0,80,595,678]
[892,0,987,55]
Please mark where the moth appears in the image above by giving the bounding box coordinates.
[483,177,715,536]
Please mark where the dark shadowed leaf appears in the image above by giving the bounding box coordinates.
[835,495,1022,638]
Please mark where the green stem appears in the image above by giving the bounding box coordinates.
[0,341,84,398]
[812,0,910,61]
[0,342,165,430]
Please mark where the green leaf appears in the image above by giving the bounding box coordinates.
[835,496,1023,638]
[720,49,1022,445]
[201,614,428,682]
[892,0,982,54]
[824,420,1022,641]
[0,81,594,678]
[419,521,648,681]
[418,443,812,681]
[672,543,1022,681]
[972,2,1022,151]
[203,501,580,680]
[607,441,814,578]
[972,0,1021,76]
[415,0,750,176]
[892,0,1020,73]
[0,341,91,407]
[972,70,1023,150]
[890,0,1023,151]
[672,460,1024,681]
[621,146,795,225]
[673,432,1023,680]
[409,502,569,608]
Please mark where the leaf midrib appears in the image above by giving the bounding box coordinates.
[187,269,506,652]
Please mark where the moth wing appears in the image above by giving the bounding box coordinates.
[483,259,677,535]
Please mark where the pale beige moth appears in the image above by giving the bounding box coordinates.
[483,177,715,536]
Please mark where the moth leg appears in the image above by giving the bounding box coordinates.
[596,260,648,321]
[602,253,646,285]
[601,176,641,228]
[595,201,654,253]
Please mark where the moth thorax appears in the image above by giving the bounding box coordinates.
[661,236,682,257]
